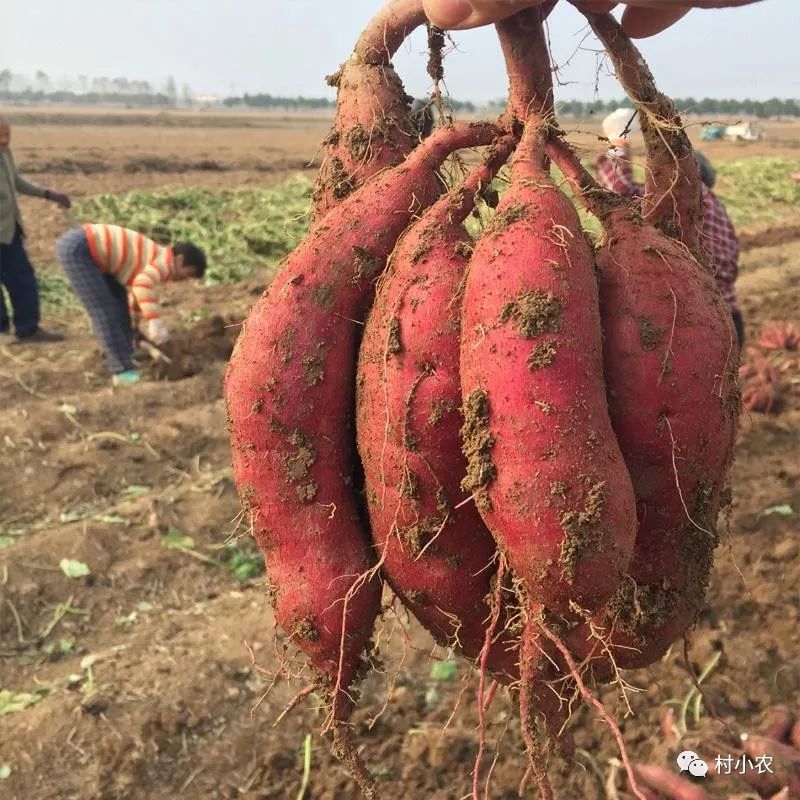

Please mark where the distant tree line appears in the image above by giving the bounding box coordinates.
[222,93,478,112]
[0,69,188,106]
[0,89,175,106]
[222,93,333,109]
[555,96,800,119]
[0,69,797,117]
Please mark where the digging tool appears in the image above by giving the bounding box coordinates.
[135,333,173,364]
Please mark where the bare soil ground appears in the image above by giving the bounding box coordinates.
[0,109,799,800]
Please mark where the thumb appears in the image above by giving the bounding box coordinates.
[422,0,543,30]
[619,4,691,37]
[423,0,617,30]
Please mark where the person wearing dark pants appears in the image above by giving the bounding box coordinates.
[731,309,745,347]
[0,289,7,332]
[0,227,42,337]
[103,273,135,354]
[0,115,72,341]
[56,224,206,386]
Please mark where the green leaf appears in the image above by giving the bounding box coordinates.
[39,273,78,313]
[0,689,43,716]
[162,530,195,550]
[73,177,313,287]
[121,484,151,496]
[59,506,95,523]
[137,601,154,612]
[429,660,458,682]
[59,559,91,579]
[762,504,794,517]
[0,764,11,780]
[715,157,800,228]
[39,638,72,655]
[232,559,263,582]
[80,654,98,670]
[228,549,265,582]
[98,514,126,524]
[115,612,138,626]
[0,535,14,550]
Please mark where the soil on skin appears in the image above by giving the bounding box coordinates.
[1,111,799,800]
[460,389,496,513]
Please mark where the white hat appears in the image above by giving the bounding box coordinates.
[602,108,639,143]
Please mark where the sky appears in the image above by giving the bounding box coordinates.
[1,0,797,103]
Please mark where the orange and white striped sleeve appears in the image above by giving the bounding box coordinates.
[129,263,168,322]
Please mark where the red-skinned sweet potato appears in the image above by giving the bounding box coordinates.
[741,735,800,797]
[792,720,800,750]
[356,135,520,682]
[226,120,500,724]
[312,0,429,223]
[582,9,706,260]
[759,321,800,351]
[764,706,796,744]
[449,22,636,772]
[461,38,636,622]
[547,134,739,672]
[632,764,711,800]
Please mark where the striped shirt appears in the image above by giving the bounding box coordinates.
[595,150,740,313]
[83,224,174,323]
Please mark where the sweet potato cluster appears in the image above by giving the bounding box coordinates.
[225,3,741,797]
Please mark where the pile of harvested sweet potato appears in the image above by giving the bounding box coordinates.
[224,2,741,797]
[740,322,800,414]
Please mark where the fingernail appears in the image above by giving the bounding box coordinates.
[424,0,474,28]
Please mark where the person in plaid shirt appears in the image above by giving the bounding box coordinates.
[596,110,744,346]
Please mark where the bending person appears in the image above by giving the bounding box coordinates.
[56,223,206,385]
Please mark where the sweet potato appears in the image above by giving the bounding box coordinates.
[741,735,800,798]
[226,120,499,723]
[759,321,800,351]
[764,706,796,744]
[547,134,739,671]
[356,135,520,681]
[637,790,665,800]
[461,32,636,621]
[311,0,429,223]
[582,9,705,260]
[632,764,710,800]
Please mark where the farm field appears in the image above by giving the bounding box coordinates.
[0,108,799,800]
